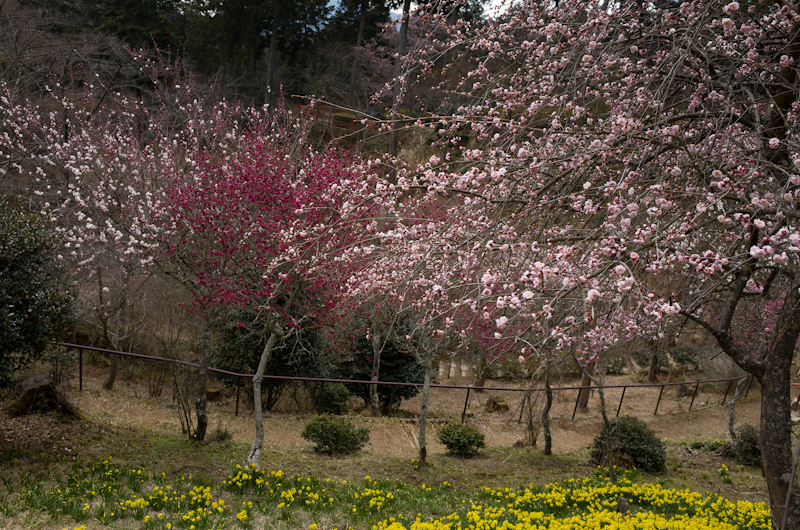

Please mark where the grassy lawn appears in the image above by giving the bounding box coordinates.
[0,410,770,530]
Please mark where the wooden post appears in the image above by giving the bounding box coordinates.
[79,348,83,392]
[654,385,665,415]
[744,374,754,398]
[616,386,627,417]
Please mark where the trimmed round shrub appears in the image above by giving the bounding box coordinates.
[733,423,761,467]
[436,422,485,456]
[301,414,369,455]
[314,383,350,415]
[590,415,666,473]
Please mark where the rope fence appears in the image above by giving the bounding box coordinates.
[53,342,758,423]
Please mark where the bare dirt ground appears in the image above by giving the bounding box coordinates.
[62,363,762,459]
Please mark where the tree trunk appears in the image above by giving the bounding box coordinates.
[586,369,616,483]
[728,376,747,440]
[417,361,433,463]
[474,350,488,391]
[647,341,659,382]
[759,342,800,530]
[704,271,800,529]
[388,0,411,174]
[542,364,553,455]
[248,332,278,467]
[264,5,280,107]
[370,325,382,417]
[577,370,591,409]
[194,325,211,441]
[103,354,119,390]
[349,0,368,96]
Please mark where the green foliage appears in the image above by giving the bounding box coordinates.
[590,415,666,473]
[436,422,486,457]
[211,312,333,410]
[98,0,182,49]
[340,330,424,413]
[733,424,762,467]
[313,383,350,415]
[0,201,73,386]
[301,414,370,455]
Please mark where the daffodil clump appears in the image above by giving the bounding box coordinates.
[402,476,770,530]
[2,458,770,530]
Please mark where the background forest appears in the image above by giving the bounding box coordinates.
[0,0,484,110]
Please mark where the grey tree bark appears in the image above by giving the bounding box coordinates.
[541,364,553,455]
[417,359,433,463]
[370,324,382,417]
[248,331,278,467]
[194,324,212,441]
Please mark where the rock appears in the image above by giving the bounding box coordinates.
[206,383,223,402]
[4,374,81,419]
[485,396,509,412]
[673,383,696,399]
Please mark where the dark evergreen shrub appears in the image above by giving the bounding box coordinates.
[313,383,350,415]
[436,422,485,456]
[733,424,762,467]
[339,333,424,412]
[590,415,666,473]
[301,414,370,455]
[211,311,333,410]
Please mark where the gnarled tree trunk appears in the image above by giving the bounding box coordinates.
[759,338,800,530]
[542,363,553,455]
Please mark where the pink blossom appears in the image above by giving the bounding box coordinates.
[724,2,739,14]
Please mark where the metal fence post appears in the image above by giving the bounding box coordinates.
[721,379,733,405]
[688,382,700,412]
[571,389,582,420]
[654,385,665,415]
[616,386,627,417]
[461,388,471,423]
[744,374,754,398]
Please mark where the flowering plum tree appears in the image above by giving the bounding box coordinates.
[354,0,800,525]
[157,110,379,461]
[0,53,245,401]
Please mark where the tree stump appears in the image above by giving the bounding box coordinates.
[4,374,81,419]
[485,396,509,412]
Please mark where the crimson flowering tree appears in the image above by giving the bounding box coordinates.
[353,0,800,524]
[157,110,379,461]
[0,50,380,450]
